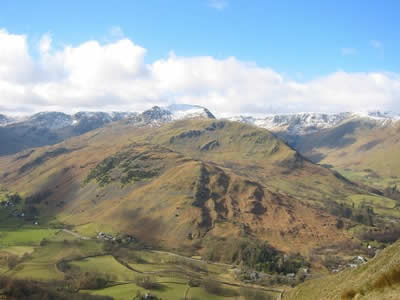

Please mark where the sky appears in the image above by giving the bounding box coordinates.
[1,0,400,116]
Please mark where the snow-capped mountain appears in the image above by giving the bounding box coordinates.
[125,105,215,127]
[227,111,400,135]
[167,104,215,120]
[28,112,74,130]
[71,111,138,134]
[351,111,400,125]
[0,105,215,156]
[3,103,398,157]
[74,111,138,124]
[23,111,138,131]
[2,104,214,131]
[0,114,14,126]
[2,106,398,135]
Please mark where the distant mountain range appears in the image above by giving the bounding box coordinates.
[2,108,398,135]
[228,111,400,192]
[1,105,400,191]
[227,111,400,136]
[0,104,215,129]
[0,105,215,156]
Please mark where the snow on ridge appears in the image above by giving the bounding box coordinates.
[0,105,213,130]
[226,112,351,134]
[2,105,398,133]
[28,111,74,130]
[227,111,400,135]
[351,111,400,120]
[2,111,139,130]
[0,114,16,126]
[170,107,210,120]
[134,104,214,125]
[167,104,215,120]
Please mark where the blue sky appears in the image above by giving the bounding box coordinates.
[0,0,400,115]
[2,0,399,78]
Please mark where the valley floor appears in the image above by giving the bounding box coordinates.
[0,226,282,300]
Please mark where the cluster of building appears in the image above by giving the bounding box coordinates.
[332,255,368,273]
[96,232,136,244]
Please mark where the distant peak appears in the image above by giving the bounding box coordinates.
[139,104,215,123]
[352,111,400,120]
[166,104,215,120]
[227,110,400,135]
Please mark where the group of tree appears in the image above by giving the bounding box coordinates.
[327,201,374,226]
[204,238,309,275]
[0,276,112,300]
[383,185,400,201]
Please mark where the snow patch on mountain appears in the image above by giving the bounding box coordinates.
[351,111,400,125]
[73,111,137,124]
[0,104,213,132]
[227,111,400,135]
[167,104,215,120]
[28,112,74,130]
[0,114,14,126]
[6,105,397,136]
[17,111,139,130]
[124,104,215,127]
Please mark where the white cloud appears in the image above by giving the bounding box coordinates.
[340,47,357,56]
[39,33,52,54]
[0,29,34,83]
[0,28,400,116]
[208,0,228,10]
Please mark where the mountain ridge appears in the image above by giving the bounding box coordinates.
[0,119,370,255]
[1,104,215,129]
[2,107,397,136]
[0,105,215,156]
[227,111,400,136]
[2,104,399,193]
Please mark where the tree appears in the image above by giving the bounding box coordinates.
[135,276,161,290]
[7,255,19,270]
[336,219,344,229]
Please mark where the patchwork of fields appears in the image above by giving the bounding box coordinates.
[0,227,280,300]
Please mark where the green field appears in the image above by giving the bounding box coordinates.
[0,228,56,247]
[86,282,246,300]
[70,255,137,281]
[2,233,104,280]
[2,246,34,256]
[337,168,400,191]
[0,227,281,299]
[347,194,397,209]
[11,262,61,280]
[84,284,146,300]
[345,194,400,218]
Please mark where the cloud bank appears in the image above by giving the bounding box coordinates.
[0,28,400,116]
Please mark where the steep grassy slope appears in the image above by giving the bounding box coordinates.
[284,238,400,300]
[289,118,400,190]
[0,119,394,257]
